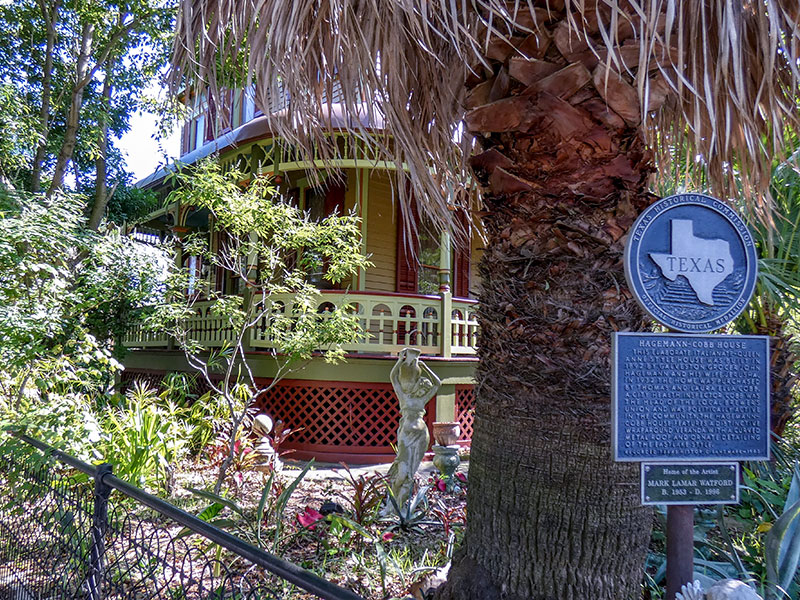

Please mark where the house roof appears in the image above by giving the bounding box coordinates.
[136,103,385,190]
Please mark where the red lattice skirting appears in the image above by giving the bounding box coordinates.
[254,379,436,464]
[455,385,476,444]
[120,370,474,464]
[119,369,167,392]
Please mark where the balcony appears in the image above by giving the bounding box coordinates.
[124,291,479,359]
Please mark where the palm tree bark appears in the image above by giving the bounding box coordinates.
[437,15,658,600]
[438,99,654,600]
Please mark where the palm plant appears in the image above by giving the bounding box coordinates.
[170,2,800,598]
[652,151,800,436]
[736,160,800,435]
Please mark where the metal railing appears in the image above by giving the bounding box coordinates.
[123,290,479,358]
[0,433,363,600]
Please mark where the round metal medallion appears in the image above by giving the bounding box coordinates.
[624,193,758,333]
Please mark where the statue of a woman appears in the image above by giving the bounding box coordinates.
[384,348,441,510]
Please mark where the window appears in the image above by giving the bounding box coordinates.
[302,181,346,290]
[396,201,470,297]
[418,219,451,295]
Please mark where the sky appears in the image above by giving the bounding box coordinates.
[118,109,181,183]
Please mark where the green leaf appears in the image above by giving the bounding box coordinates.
[197,502,226,522]
[273,460,314,548]
[185,488,244,515]
[785,462,800,513]
[765,498,800,596]
[256,471,275,523]
[328,514,374,541]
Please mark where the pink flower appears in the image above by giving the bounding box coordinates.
[297,507,324,530]
[455,472,467,483]
[436,479,447,492]
[381,531,395,542]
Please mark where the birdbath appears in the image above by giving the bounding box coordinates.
[432,445,460,491]
[432,422,461,491]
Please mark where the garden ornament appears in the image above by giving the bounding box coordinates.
[384,348,441,511]
[252,414,276,472]
[432,421,462,491]
[676,579,763,600]
[432,445,460,491]
[706,580,762,600]
[253,414,274,436]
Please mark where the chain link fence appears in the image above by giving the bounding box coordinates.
[0,433,363,600]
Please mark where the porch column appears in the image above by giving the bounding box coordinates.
[435,383,457,422]
[242,231,258,352]
[357,168,368,291]
[168,202,182,352]
[438,230,451,292]
[439,230,452,358]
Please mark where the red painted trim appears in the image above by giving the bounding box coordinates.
[126,348,478,362]
[454,208,471,298]
[282,442,395,454]
[254,377,390,388]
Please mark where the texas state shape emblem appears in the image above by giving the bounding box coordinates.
[624,193,758,333]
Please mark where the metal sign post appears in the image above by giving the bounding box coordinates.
[666,505,694,600]
[618,193,764,600]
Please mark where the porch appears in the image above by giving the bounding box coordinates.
[123,290,479,358]
[122,291,478,463]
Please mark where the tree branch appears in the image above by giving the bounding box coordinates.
[80,15,144,88]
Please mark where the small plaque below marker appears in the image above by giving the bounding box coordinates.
[641,462,739,505]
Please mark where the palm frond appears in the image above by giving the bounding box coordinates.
[171,1,800,227]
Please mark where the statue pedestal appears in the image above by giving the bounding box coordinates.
[253,439,279,473]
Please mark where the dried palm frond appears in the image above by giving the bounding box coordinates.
[171,0,800,227]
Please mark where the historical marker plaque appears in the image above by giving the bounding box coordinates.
[624,194,758,333]
[613,332,770,461]
[642,462,739,505]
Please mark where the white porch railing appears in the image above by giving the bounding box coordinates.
[123,291,478,358]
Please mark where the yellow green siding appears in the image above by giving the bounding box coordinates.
[364,172,397,292]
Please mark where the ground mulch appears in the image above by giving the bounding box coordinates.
[168,457,468,599]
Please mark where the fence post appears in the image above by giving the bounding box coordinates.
[87,463,113,600]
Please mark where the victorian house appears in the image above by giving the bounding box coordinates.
[123,89,479,463]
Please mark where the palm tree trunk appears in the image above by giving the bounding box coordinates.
[438,13,659,599]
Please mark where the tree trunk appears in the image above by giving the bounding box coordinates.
[48,21,94,196]
[88,66,113,231]
[72,159,82,193]
[437,7,664,599]
[30,0,60,193]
